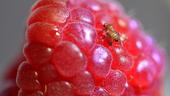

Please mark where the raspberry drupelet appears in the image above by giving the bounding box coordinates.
[0,0,166,96]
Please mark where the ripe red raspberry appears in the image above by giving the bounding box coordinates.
[0,0,166,96]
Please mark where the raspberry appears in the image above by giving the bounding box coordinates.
[0,0,166,96]
[24,43,53,67]
[27,22,62,47]
[63,22,96,52]
[103,70,126,95]
[18,90,44,96]
[4,55,25,81]
[70,8,94,25]
[71,71,95,95]
[16,62,41,91]
[111,45,133,72]
[88,45,112,80]
[38,64,59,83]
[121,83,135,96]
[52,41,86,78]
[46,81,74,96]
[129,55,157,89]
[91,87,109,96]
[28,4,69,25]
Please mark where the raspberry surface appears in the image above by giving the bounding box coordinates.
[0,0,166,96]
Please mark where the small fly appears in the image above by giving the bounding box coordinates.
[103,23,127,46]
[104,23,120,42]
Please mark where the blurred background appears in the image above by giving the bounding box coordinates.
[0,0,169,95]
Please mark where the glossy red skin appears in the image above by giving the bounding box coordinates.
[52,41,87,78]
[0,0,166,96]
[27,22,62,47]
[24,43,53,67]
[46,81,74,96]
[16,62,42,91]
